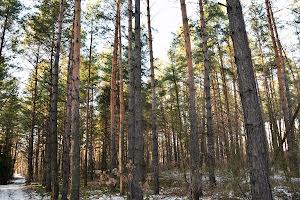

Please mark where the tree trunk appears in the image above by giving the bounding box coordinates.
[110,0,120,172]
[84,22,93,187]
[128,0,144,199]
[199,0,216,186]
[0,14,8,59]
[45,33,55,192]
[265,0,299,176]
[217,39,234,164]
[48,1,64,198]
[170,62,184,170]
[118,13,125,194]
[227,40,243,163]
[70,0,81,199]
[146,0,159,194]
[89,86,94,180]
[62,24,73,200]
[101,97,109,171]
[254,27,284,169]
[34,129,40,181]
[127,0,135,166]
[27,47,40,184]
[179,0,202,198]
[226,0,273,199]
[200,90,207,167]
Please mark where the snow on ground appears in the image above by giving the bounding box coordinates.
[0,174,49,200]
[273,186,293,200]
[272,174,300,183]
[87,190,188,200]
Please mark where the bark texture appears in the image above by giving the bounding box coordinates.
[27,48,40,184]
[70,0,81,199]
[199,0,216,186]
[180,0,202,198]
[226,0,273,199]
[48,1,64,198]
[146,0,159,194]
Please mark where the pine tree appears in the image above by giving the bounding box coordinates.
[226,0,273,199]
[70,0,81,199]
[179,0,202,198]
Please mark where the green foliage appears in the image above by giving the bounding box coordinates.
[0,0,22,28]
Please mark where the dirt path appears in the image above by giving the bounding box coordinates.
[0,174,48,200]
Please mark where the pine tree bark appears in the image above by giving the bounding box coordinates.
[45,34,55,192]
[110,0,120,172]
[180,0,202,198]
[226,0,273,199]
[70,0,81,199]
[84,23,93,187]
[127,0,135,195]
[146,0,159,194]
[127,0,135,166]
[62,25,73,200]
[48,1,64,198]
[128,0,144,199]
[199,0,216,186]
[27,47,40,184]
[118,14,125,194]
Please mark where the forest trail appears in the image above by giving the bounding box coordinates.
[0,174,48,200]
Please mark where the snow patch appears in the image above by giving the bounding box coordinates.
[0,175,49,200]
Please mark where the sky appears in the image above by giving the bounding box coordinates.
[15,0,300,91]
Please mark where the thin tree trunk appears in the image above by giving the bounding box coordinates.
[84,22,93,187]
[161,101,172,168]
[70,0,81,199]
[101,99,109,171]
[199,0,216,186]
[110,0,120,172]
[173,68,181,164]
[265,0,299,176]
[34,129,40,181]
[118,13,125,194]
[180,0,202,198]
[62,24,74,200]
[255,29,283,168]
[146,0,159,194]
[212,71,225,165]
[49,1,64,198]
[45,33,55,192]
[0,14,8,59]
[226,0,273,199]
[89,86,94,180]
[171,64,184,170]
[200,90,207,167]
[127,0,135,195]
[227,40,243,163]
[27,47,40,184]
[216,39,234,164]
[127,0,135,166]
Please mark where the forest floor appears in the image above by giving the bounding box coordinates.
[2,170,300,199]
[0,174,49,200]
[77,169,300,199]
